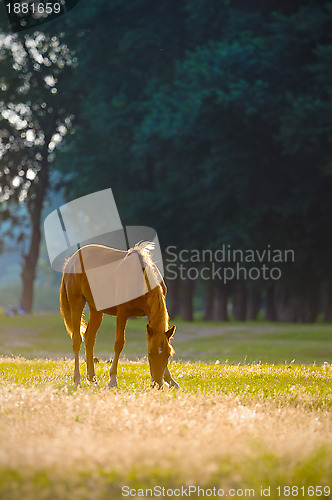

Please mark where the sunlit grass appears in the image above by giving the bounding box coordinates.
[0,357,332,407]
[0,315,332,498]
[0,358,332,499]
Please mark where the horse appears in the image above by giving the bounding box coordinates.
[59,241,179,389]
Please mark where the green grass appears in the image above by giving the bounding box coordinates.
[0,357,331,499]
[0,357,331,409]
[0,314,332,499]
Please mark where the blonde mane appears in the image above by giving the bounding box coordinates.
[147,286,169,334]
[130,241,170,336]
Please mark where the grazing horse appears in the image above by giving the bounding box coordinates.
[59,242,178,389]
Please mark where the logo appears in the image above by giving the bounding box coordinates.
[44,188,164,310]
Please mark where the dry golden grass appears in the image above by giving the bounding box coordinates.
[0,358,332,499]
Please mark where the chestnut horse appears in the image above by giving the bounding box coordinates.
[60,242,178,389]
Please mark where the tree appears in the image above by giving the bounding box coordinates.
[0,30,76,312]
[135,3,332,321]
[48,0,332,322]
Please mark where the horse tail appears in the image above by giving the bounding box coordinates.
[60,274,73,337]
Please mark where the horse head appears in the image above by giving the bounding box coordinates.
[146,324,176,389]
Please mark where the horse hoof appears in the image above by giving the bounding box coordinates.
[108,375,118,388]
[151,381,163,390]
[88,377,98,386]
[108,381,118,388]
[169,380,180,389]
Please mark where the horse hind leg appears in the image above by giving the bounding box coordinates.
[85,309,103,384]
[71,297,86,387]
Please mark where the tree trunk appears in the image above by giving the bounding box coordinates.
[20,155,49,313]
[264,285,277,321]
[296,280,319,323]
[214,284,229,321]
[203,282,214,321]
[232,282,247,321]
[308,281,320,323]
[20,211,42,313]
[166,277,180,319]
[275,286,297,322]
[246,285,261,320]
[181,279,194,322]
[323,282,332,323]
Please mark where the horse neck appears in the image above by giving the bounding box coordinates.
[146,286,169,337]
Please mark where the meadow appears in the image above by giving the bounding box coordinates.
[0,314,332,499]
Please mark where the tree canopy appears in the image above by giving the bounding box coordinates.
[1,0,332,319]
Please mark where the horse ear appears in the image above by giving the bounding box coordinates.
[166,325,176,340]
[146,324,153,338]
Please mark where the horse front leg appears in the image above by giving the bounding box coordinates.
[71,298,86,387]
[164,366,180,388]
[85,309,103,384]
[109,312,128,388]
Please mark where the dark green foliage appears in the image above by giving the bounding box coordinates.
[2,0,332,318]
[60,2,332,271]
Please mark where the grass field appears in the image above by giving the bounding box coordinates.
[0,314,332,499]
